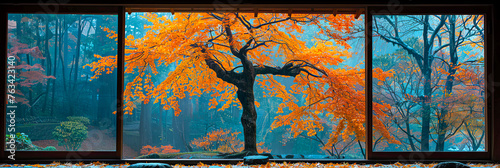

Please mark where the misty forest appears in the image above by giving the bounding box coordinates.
[6,13,484,159]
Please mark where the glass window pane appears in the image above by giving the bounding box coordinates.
[372,15,485,152]
[5,14,118,151]
[111,12,366,159]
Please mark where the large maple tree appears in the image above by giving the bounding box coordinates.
[87,12,397,154]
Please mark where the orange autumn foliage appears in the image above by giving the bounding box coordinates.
[88,12,399,151]
[140,145,180,155]
[191,129,271,153]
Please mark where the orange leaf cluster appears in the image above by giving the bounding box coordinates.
[191,129,270,153]
[140,145,180,155]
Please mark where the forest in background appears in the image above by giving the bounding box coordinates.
[373,15,485,152]
[6,14,118,152]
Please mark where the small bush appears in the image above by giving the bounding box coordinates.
[4,133,52,151]
[67,116,90,125]
[52,121,88,151]
[5,133,33,150]
[43,146,57,151]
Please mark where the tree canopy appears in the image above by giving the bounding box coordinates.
[88,12,398,153]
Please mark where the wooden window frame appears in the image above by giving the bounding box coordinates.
[0,3,497,163]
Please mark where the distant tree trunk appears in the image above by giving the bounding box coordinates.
[95,17,103,120]
[16,15,21,39]
[421,70,431,151]
[172,94,193,152]
[68,16,83,116]
[51,18,59,116]
[139,101,153,146]
[416,15,432,152]
[73,16,83,91]
[26,52,34,116]
[436,15,459,151]
[405,110,417,151]
[159,105,164,144]
[42,17,52,114]
[60,16,69,114]
[35,18,40,64]
[258,99,271,142]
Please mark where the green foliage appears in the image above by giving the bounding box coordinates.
[43,146,57,151]
[5,133,56,151]
[67,116,90,125]
[5,133,34,150]
[14,132,31,145]
[52,120,88,151]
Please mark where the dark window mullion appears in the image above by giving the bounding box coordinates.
[116,6,125,160]
[1,5,8,161]
[365,5,374,160]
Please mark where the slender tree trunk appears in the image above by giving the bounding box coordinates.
[258,106,270,142]
[42,18,52,114]
[60,17,67,92]
[73,16,83,91]
[26,53,34,116]
[172,94,193,152]
[139,101,153,147]
[68,16,83,116]
[51,18,60,116]
[16,15,21,39]
[473,131,485,151]
[421,67,431,151]
[159,105,164,144]
[58,16,69,115]
[405,113,416,151]
[420,15,431,151]
[437,15,458,151]
[35,18,40,64]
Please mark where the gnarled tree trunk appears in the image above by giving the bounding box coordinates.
[237,87,258,153]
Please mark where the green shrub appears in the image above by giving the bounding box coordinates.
[5,133,46,151]
[43,146,57,151]
[13,133,31,145]
[52,121,88,151]
[67,116,90,125]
